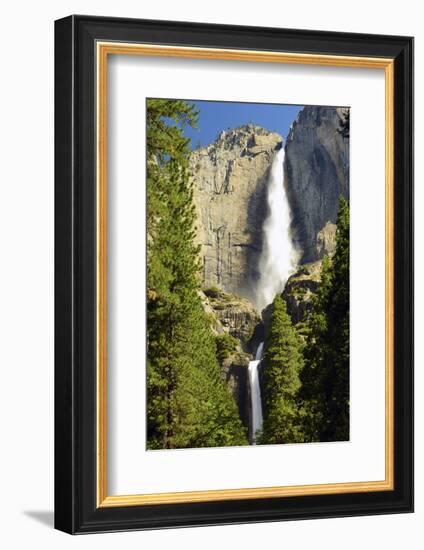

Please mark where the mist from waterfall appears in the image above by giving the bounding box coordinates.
[256,147,298,311]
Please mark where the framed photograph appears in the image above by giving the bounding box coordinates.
[54,15,413,534]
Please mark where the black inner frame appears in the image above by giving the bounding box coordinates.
[54,15,413,534]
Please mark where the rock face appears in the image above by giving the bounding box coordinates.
[190,124,283,301]
[190,109,349,300]
[202,287,262,351]
[285,106,349,263]
[200,288,262,428]
[282,261,322,335]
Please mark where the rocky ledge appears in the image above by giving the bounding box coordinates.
[202,286,262,351]
[200,287,263,427]
[282,261,323,337]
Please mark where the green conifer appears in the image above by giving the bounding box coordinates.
[301,197,350,442]
[146,99,247,449]
[260,294,305,444]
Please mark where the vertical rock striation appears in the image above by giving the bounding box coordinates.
[190,124,283,301]
[285,106,349,263]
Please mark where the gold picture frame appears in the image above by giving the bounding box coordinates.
[96,42,394,508]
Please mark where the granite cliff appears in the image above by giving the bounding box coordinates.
[190,108,349,299]
[190,124,283,302]
[282,260,323,336]
[285,106,349,263]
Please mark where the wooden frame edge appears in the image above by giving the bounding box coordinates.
[385,60,395,492]
[96,42,395,508]
[99,479,393,508]
[97,42,108,507]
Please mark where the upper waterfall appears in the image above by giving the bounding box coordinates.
[190,125,283,299]
[255,147,298,311]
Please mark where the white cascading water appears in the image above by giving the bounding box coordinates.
[248,342,264,443]
[255,147,298,312]
[248,147,298,442]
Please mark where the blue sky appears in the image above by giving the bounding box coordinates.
[182,100,303,149]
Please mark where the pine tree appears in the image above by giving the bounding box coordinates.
[146,99,247,449]
[301,197,350,442]
[260,294,305,444]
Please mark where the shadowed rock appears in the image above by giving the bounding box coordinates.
[285,106,349,263]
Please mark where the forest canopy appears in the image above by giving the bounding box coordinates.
[146,99,247,449]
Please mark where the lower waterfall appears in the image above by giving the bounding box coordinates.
[248,342,264,443]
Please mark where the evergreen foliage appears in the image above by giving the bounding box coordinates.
[259,197,349,446]
[301,196,350,441]
[146,99,247,449]
[215,333,239,363]
[259,294,305,444]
